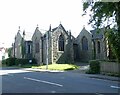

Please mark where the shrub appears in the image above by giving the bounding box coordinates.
[31,58,37,64]
[15,58,27,66]
[2,59,6,65]
[2,58,37,66]
[86,60,100,74]
[15,58,37,66]
[4,58,16,66]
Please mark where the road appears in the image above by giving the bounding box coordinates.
[0,67,120,94]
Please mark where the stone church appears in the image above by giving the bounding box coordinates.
[11,23,109,65]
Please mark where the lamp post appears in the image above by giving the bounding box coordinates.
[39,28,49,70]
[46,31,48,70]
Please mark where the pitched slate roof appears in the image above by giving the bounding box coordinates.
[52,27,58,31]
[90,29,104,39]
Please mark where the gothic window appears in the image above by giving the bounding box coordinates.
[82,36,88,51]
[58,34,64,51]
[97,41,101,53]
[35,43,39,53]
[28,44,31,54]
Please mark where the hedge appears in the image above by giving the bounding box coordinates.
[86,60,100,74]
[2,58,37,66]
[4,58,16,66]
[15,58,37,66]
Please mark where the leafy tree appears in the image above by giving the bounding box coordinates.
[7,47,12,58]
[83,1,120,63]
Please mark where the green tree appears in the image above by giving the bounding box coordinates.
[83,1,120,63]
[7,47,12,58]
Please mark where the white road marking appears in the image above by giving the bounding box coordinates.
[110,85,120,89]
[24,77,63,87]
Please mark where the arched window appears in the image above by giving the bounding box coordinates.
[58,34,64,51]
[97,41,100,53]
[35,43,39,53]
[82,36,88,51]
[28,44,31,54]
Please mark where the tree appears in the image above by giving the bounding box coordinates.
[83,1,120,63]
[7,47,12,58]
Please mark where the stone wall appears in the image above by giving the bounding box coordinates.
[24,41,32,59]
[13,25,110,64]
[93,30,107,60]
[76,27,92,62]
[14,32,22,58]
[52,26,74,63]
[94,39,107,60]
[42,32,52,64]
[48,31,52,64]
[32,28,43,65]
[52,28,66,63]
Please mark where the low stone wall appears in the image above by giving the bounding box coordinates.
[100,62,120,74]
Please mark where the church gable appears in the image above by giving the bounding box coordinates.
[32,26,43,64]
[76,27,92,49]
[14,27,23,58]
[32,27,41,53]
[51,24,74,63]
[52,24,69,42]
[32,26,42,41]
[75,27,92,61]
[15,31,22,45]
[77,27,92,41]
[52,24,70,52]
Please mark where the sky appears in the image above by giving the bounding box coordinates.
[0,0,92,48]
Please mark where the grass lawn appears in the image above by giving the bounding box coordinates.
[1,62,79,71]
[32,64,79,71]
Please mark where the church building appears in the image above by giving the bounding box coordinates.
[11,23,109,65]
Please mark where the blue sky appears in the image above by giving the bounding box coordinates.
[0,0,92,48]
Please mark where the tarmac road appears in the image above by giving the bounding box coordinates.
[1,67,120,94]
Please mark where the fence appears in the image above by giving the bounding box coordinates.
[100,62,120,74]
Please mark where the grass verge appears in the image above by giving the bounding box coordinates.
[1,63,79,71]
[32,64,79,71]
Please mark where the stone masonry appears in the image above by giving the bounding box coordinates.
[11,24,110,65]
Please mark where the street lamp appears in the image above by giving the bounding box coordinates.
[46,31,49,70]
[39,28,49,69]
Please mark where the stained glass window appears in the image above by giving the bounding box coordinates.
[82,36,88,51]
[58,34,64,51]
